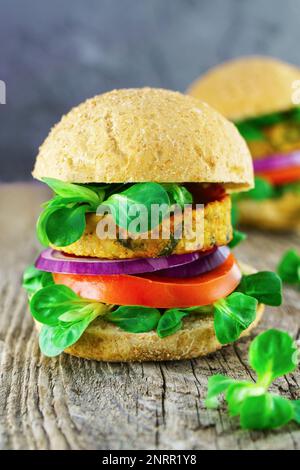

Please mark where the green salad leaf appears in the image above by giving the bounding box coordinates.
[236,122,265,141]
[292,400,300,424]
[42,178,103,207]
[240,394,294,430]
[249,329,298,386]
[37,179,105,246]
[213,292,258,344]
[235,107,300,141]
[205,329,299,430]
[22,264,54,298]
[29,283,110,356]
[226,382,264,417]
[274,181,300,197]
[234,178,300,208]
[157,308,189,338]
[277,249,300,284]
[43,204,90,246]
[161,183,193,208]
[236,271,282,306]
[51,312,97,350]
[100,182,171,232]
[30,285,88,325]
[39,325,65,357]
[245,177,275,201]
[228,229,247,249]
[105,305,161,333]
[205,375,235,408]
[231,200,239,228]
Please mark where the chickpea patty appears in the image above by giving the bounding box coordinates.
[54,196,232,259]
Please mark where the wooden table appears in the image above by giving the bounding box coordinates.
[0,183,300,450]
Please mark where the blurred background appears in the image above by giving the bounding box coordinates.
[1,0,300,181]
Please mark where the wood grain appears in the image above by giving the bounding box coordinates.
[0,183,299,450]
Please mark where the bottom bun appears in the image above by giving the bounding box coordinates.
[35,262,264,362]
[238,191,300,231]
[64,303,264,362]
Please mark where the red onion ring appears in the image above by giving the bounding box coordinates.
[253,150,300,173]
[35,248,215,276]
[152,246,230,278]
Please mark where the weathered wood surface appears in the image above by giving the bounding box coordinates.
[0,183,300,450]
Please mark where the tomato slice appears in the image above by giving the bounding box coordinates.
[53,254,242,308]
[257,166,300,185]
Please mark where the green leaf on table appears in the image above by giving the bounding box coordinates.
[204,329,300,431]
[277,249,300,284]
[105,305,161,333]
[236,271,282,306]
[213,292,258,345]
[240,394,294,430]
[226,382,264,417]
[249,329,298,386]
[292,400,300,424]
[205,374,235,409]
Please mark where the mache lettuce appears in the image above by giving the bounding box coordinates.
[205,329,300,430]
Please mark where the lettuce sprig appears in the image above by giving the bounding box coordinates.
[206,329,300,430]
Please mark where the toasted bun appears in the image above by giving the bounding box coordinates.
[64,303,264,362]
[238,191,300,231]
[187,56,300,121]
[33,88,253,190]
[35,262,264,362]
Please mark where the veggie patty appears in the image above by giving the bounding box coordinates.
[54,196,232,259]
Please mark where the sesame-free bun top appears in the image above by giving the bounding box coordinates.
[33,88,253,190]
[187,56,300,121]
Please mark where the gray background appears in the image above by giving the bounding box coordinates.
[1,0,300,181]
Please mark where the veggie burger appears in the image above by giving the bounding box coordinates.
[188,56,300,231]
[23,88,282,361]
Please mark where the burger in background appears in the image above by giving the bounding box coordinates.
[23,88,282,362]
[188,56,300,231]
